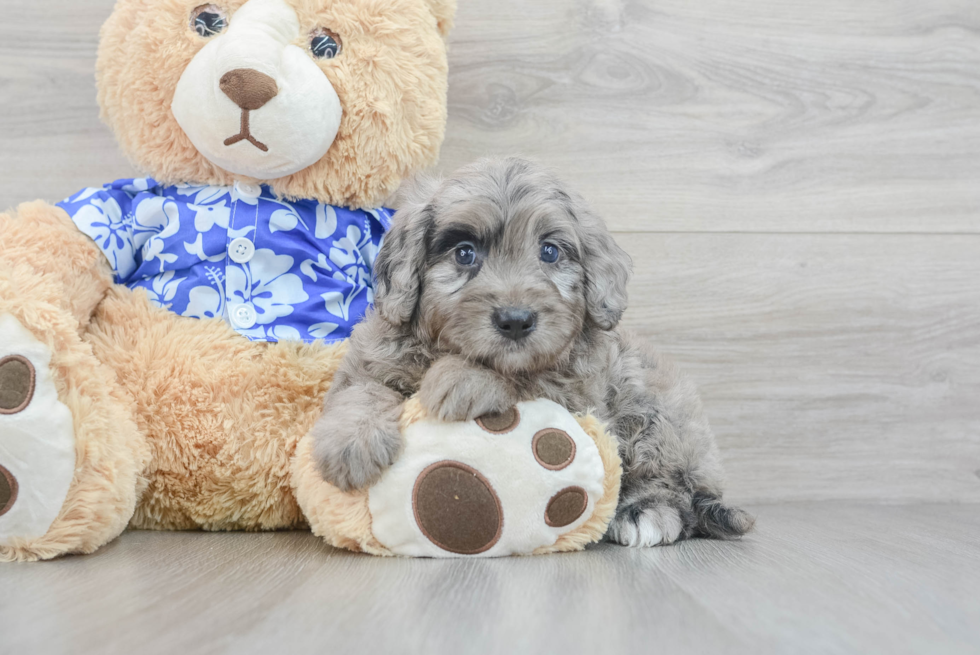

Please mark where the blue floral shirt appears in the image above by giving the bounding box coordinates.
[57,178,392,343]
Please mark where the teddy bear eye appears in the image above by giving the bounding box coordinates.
[191,4,228,37]
[310,28,342,59]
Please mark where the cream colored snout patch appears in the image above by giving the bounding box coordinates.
[171,0,343,180]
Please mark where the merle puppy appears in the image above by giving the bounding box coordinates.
[312,157,753,546]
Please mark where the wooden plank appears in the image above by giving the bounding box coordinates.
[1,0,978,232]
[439,0,980,233]
[0,503,977,654]
[617,232,980,504]
[0,0,131,210]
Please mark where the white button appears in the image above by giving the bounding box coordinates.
[235,181,262,198]
[231,303,257,329]
[229,237,255,264]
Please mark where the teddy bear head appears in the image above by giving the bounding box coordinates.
[96,0,455,208]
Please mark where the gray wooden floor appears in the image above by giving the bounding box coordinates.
[1,503,978,655]
[1,0,979,652]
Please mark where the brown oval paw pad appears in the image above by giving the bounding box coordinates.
[545,486,588,527]
[0,465,17,518]
[0,355,35,415]
[413,461,503,555]
[532,429,576,470]
[475,407,520,434]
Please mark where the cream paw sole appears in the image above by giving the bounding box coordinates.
[368,399,608,557]
[0,314,76,545]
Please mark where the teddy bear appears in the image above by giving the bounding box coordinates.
[0,0,622,561]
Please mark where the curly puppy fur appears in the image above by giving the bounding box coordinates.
[311,158,754,546]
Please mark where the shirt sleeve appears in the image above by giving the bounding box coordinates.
[56,178,160,283]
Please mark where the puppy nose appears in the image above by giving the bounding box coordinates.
[219,69,278,110]
[493,308,537,341]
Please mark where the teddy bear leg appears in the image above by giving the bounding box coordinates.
[0,204,149,561]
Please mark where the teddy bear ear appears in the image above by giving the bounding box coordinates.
[423,0,456,38]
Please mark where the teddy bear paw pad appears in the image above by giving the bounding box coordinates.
[368,399,606,557]
[0,355,35,415]
[412,461,503,555]
[0,315,76,545]
[532,429,576,470]
[545,486,588,527]
[475,407,520,433]
[0,465,17,518]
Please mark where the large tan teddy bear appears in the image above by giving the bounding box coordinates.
[0,0,621,561]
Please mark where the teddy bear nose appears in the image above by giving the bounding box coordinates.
[219,68,279,111]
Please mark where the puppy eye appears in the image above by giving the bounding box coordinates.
[540,242,560,264]
[191,4,228,37]
[454,243,477,267]
[310,28,342,59]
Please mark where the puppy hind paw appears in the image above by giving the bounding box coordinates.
[606,504,683,547]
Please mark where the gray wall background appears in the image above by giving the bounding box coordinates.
[2,0,978,505]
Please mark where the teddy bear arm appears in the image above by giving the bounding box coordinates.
[0,201,114,329]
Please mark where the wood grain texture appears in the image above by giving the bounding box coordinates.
[0,503,977,655]
[1,0,979,232]
[441,0,980,233]
[0,0,978,508]
[618,233,980,504]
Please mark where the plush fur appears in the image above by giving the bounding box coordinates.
[0,0,456,560]
[0,205,149,562]
[88,286,347,532]
[98,0,452,208]
[0,202,349,556]
[312,158,755,546]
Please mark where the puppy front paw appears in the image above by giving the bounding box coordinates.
[606,503,684,547]
[418,356,518,422]
[311,385,404,492]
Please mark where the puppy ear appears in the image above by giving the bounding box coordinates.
[567,194,632,330]
[373,175,438,326]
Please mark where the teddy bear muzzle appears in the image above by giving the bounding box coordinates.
[171,0,343,180]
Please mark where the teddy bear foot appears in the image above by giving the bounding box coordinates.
[0,314,77,545]
[367,399,620,557]
[294,398,623,558]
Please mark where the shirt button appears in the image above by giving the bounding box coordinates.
[228,237,255,264]
[235,181,262,198]
[231,303,257,329]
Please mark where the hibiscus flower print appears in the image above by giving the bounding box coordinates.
[71,195,136,279]
[133,197,182,273]
[329,225,374,288]
[58,179,392,344]
[143,270,186,310]
[226,249,309,324]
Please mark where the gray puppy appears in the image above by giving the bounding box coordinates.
[311,157,754,546]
